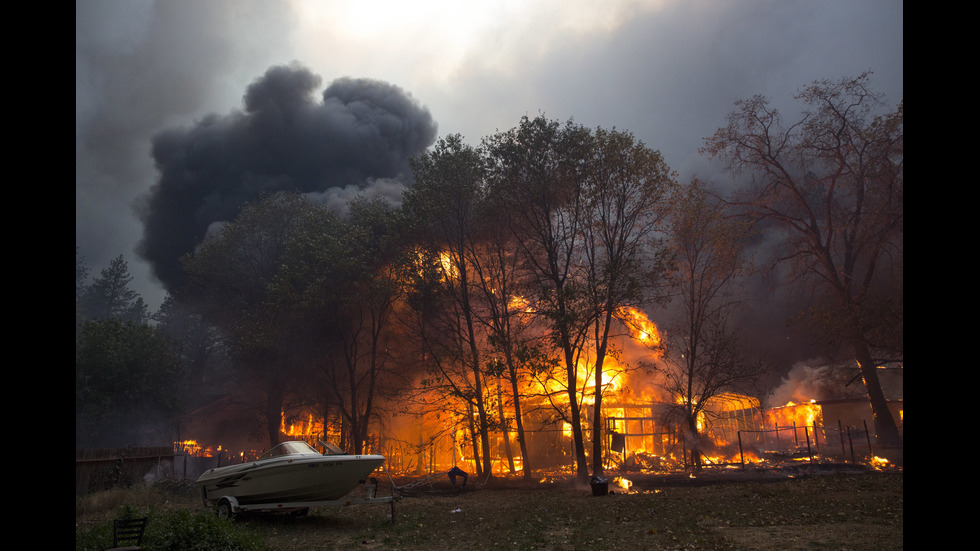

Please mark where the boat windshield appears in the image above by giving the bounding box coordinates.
[319,441,346,455]
[258,441,319,459]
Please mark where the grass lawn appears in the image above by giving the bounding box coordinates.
[76,466,902,550]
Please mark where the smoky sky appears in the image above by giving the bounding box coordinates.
[136,64,438,292]
[78,0,901,374]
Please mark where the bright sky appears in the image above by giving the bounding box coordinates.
[288,0,669,89]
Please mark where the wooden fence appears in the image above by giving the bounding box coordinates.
[76,447,175,494]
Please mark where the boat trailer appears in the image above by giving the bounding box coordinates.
[206,477,399,522]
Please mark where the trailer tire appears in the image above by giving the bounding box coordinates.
[216,498,235,519]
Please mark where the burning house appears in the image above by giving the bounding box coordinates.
[765,396,903,460]
[175,375,901,479]
[173,309,903,478]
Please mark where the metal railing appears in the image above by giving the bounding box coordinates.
[735,419,881,468]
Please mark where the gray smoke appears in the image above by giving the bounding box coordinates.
[765,362,862,408]
[136,63,437,292]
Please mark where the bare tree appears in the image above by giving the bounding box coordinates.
[660,178,764,471]
[702,73,903,447]
[468,214,540,478]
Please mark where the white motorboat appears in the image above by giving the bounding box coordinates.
[195,441,386,507]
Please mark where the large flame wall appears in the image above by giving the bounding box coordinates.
[175,307,901,474]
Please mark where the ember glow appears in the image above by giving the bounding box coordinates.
[613,476,632,491]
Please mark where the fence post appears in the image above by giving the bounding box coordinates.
[682,434,688,470]
[863,420,874,462]
[838,420,846,461]
[804,426,813,464]
[737,431,745,470]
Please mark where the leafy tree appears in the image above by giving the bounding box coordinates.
[702,73,903,447]
[76,248,91,334]
[484,116,678,481]
[404,134,496,477]
[483,115,597,482]
[153,294,230,407]
[579,127,676,477]
[180,192,313,447]
[271,196,410,454]
[339,197,416,453]
[76,318,182,447]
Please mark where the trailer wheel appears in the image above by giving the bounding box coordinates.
[216,498,235,519]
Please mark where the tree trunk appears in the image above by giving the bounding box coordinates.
[590,308,617,479]
[266,389,283,447]
[507,360,532,479]
[320,402,332,447]
[340,416,349,452]
[496,374,516,474]
[467,402,482,476]
[473,383,493,478]
[459,258,494,480]
[267,408,281,447]
[854,342,902,447]
[688,414,703,473]
[591,366,604,479]
[562,342,589,483]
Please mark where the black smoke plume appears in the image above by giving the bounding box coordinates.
[137,63,437,292]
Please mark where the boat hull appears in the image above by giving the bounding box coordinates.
[196,454,385,505]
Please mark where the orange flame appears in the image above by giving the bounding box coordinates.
[281,411,324,438]
[614,476,632,490]
[768,400,822,429]
[617,307,662,355]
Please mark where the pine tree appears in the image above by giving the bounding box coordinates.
[81,255,148,324]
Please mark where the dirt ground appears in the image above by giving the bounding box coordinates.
[229,465,902,550]
[77,465,903,550]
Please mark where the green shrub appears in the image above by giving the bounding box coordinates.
[75,507,266,551]
[147,508,266,551]
[75,521,112,551]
